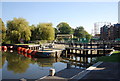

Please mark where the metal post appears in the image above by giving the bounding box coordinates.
[103,39,105,55]
[67,62,71,69]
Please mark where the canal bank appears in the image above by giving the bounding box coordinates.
[36,62,102,81]
[36,62,120,81]
[80,62,120,80]
[36,52,120,81]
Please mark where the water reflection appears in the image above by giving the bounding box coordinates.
[62,54,95,68]
[2,51,35,73]
[1,50,95,79]
[1,50,64,73]
[1,50,95,70]
[36,57,62,67]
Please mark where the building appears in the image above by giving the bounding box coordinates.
[114,24,120,39]
[56,34,73,39]
[109,25,115,40]
[92,34,100,39]
[100,23,120,40]
[100,25,110,40]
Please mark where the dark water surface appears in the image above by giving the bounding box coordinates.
[1,50,95,79]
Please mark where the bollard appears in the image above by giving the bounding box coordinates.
[67,62,71,69]
[49,68,55,76]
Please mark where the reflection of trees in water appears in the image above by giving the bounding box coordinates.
[0,52,7,69]
[36,57,62,67]
[3,51,36,73]
[1,51,63,73]
[1,55,6,68]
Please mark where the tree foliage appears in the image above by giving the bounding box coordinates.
[74,26,91,40]
[36,23,55,40]
[29,25,36,41]
[0,18,6,43]
[54,28,58,38]
[74,26,85,38]
[7,18,31,43]
[57,22,73,34]
[1,17,92,43]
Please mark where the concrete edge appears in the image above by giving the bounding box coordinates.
[108,49,115,56]
[70,61,103,80]
[35,76,47,81]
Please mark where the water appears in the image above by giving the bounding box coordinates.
[1,50,95,79]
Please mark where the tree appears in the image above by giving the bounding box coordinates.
[29,25,36,41]
[36,23,55,40]
[74,26,85,38]
[57,22,73,34]
[0,18,6,43]
[74,26,92,40]
[84,31,92,40]
[7,18,31,43]
[54,28,58,38]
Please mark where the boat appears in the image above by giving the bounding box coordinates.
[35,49,62,58]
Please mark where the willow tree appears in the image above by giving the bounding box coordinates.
[7,18,31,43]
[37,23,55,41]
[0,18,6,43]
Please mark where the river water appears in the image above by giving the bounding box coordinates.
[1,50,96,79]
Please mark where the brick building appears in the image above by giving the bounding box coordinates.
[100,23,120,40]
[100,25,110,40]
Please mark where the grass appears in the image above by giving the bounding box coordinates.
[15,43,37,45]
[112,51,120,54]
[95,51,120,62]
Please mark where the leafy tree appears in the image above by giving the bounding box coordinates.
[84,31,92,40]
[36,23,55,41]
[29,25,36,41]
[57,22,73,34]
[74,26,85,38]
[0,18,6,43]
[7,18,31,43]
[54,28,58,38]
[74,26,92,40]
